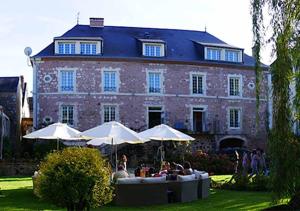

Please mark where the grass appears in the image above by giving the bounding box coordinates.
[0,176,273,211]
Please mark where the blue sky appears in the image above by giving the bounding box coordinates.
[0,0,271,93]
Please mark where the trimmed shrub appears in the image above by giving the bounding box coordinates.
[35,147,113,211]
[185,151,234,174]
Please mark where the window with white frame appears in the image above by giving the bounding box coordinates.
[61,105,74,126]
[225,50,239,62]
[80,42,97,55]
[229,108,241,128]
[58,42,75,54]
[143,43,164,57]
[192,74,204,94]
[60,70,75,92]
[103,71,117,92]
[206,48,221,60]
[148,72,161,93]
[103,105,117,122]
[229,76,241,96]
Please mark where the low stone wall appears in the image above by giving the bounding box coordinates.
[0,160,38,176]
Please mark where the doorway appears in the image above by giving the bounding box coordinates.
[192,107,205,132]
[148,107,162,128]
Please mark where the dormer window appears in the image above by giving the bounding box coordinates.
[80,42,97,55]
[225,50,239,62]
[206,48,221,60]
[143,43,164,57]
[54,38,102,55]
[58,42,75,54]
[197,42,243,63]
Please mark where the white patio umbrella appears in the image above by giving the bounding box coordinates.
[138,124,195,162]
[23,122,81,150]
[80,121,144,171]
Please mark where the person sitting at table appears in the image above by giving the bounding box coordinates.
[166,162,184,179]
[113,165,129,183]
[183,161,193,175]
[171,162,184,171]
[159,161,170,176]
[119,154,128,171]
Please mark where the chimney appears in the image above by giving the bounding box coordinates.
[90,18,104,27]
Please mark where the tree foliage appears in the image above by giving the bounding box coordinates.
[35,147,113,211]
[251,0,300,204]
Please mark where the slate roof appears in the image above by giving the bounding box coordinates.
[34,24,263,68]
[0,77,19,92]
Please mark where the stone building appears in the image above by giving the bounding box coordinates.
[31,18,269,151]
[0,76,30,156]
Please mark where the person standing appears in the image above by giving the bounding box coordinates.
[119,154,128,171]
[234,150,240,174]
[250,150,258,176]
[242,152,249,175]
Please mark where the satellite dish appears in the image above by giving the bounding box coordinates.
[24,47,32,56]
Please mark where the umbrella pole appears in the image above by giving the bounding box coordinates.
[111,138,113,169]
[115,143,118,172]
[57,138,59,150]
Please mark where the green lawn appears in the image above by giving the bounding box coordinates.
[0,176,273,211]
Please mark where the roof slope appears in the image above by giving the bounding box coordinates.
[34,24,259,67]
[0,77,19,92]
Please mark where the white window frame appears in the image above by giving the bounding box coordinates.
[101,104,119,123]
[57,42,76,54]
[225,50,241,62]
[227,107,242,129]
[205,47,222,60]
[101,68,120,93]
[228,74,243,97]
[60,105,75,126]
[190,72,207,96]
[55,40,102,55]
[146,70,163,95]
[204,47,243,62]
[58,69,76,93]
[80,42,97,55]
[143,43,165,57]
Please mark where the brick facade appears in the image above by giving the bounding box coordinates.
[35,59,268,151]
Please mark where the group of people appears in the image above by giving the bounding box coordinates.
[235,149,267,176]
[112,154,194,182]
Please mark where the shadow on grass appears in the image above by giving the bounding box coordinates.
[1,188,63,211]
[95,189,272,211]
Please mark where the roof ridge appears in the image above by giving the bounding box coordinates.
[75,24,207,33]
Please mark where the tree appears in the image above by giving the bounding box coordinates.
[35,147,113,211]
[251,0,300,206]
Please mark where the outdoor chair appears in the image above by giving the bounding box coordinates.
[114,177,168,206]
[167,176,198,203]
[194,170,211,199]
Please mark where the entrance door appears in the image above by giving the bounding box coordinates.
[148,107,162,128]
[193,111,203,132]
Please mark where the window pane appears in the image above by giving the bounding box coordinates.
[192,75,203,94]
[61,105,74,126]
[61,70,74,92]
[229,109,240,128]
[145,44,163,57]
[92,44,97,54]
[104,106,116,122]
[207,48,221,60]
[229,77,240,96]
[149,72,161,93]
[103,71,117,92]
[226,50,239,62]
